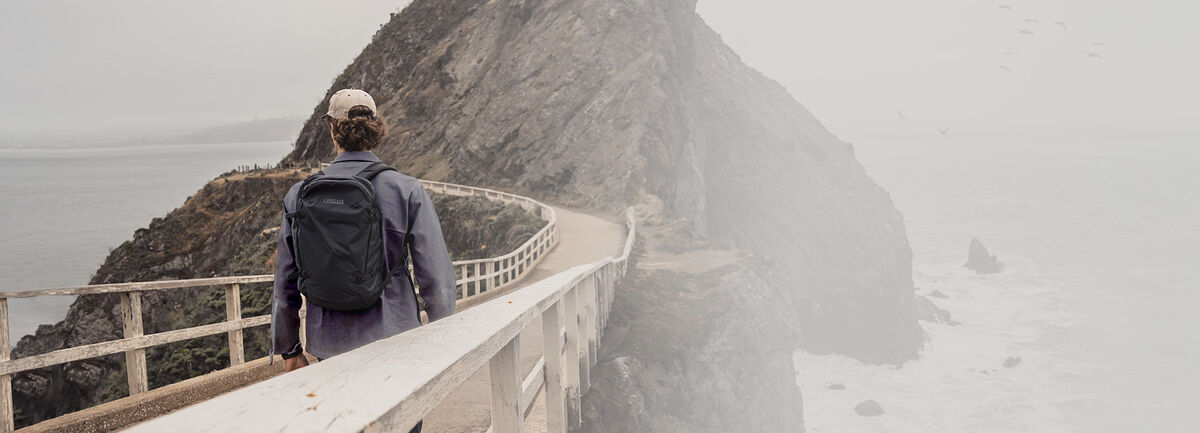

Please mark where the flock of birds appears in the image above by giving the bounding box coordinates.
[900,3,1111,136]
[997,3,1109,70]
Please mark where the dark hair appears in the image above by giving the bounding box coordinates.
[329,105,386,151]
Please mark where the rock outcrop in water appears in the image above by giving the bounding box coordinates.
[914,294,954,324]
[964,238,1006,274]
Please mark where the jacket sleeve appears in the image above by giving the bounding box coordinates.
[408,184,457,322]
[271,202,304,360]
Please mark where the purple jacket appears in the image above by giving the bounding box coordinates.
[271,151,456,360]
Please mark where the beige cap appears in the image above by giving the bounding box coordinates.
[325,89,377,120]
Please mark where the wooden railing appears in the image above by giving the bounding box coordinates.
[0,180,558,433]
[127,210,636,433]
[419,180,558,299]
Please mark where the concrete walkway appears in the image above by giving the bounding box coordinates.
[423,206,625,433]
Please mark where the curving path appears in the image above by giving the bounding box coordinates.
[422,206,626,433]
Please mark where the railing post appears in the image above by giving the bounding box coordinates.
[541,301,566,433]
[482,261,492,293]
[563,284,581,427]
[224,283,244,366]
[595,270,605,340]
[0,298,13,433]
[578,276,593,395]
[488,335,523,433]
[119,292,149,395]
[593,272,601,362]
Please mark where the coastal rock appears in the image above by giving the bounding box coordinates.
[854,399,885,416]
[287,0,920,365]
[14,0,920,428]
[1004,356,1022,368]
[579,255,805,432]
[928,289,949,299]
[914,295,953,324]
[964,238,1005,274]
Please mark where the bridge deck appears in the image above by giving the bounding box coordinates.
[424,206,625,433]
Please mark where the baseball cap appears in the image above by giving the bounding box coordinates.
[325,89,377,120]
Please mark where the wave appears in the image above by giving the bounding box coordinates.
[794,252,1087,432]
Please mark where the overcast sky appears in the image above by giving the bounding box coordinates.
[1,0,1195,142]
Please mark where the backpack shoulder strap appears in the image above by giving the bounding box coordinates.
[355,161,396,181]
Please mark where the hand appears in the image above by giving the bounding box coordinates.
[285,355,310,372]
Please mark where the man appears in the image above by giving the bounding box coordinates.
[271,89,457,432]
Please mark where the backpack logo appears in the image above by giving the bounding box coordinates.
[322,198,345,205]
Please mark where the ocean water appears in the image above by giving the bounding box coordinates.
[0,141,294,340]
[795,139,1200,432]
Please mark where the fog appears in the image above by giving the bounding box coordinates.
[3,0,1196,141]
[1,0,1197,431]
[698,0,1200,142]
[0,0,409,137]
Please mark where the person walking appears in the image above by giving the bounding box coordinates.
[270,89,456,433]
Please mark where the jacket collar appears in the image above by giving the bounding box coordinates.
[331,151,381,164]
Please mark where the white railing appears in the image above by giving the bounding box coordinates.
[126,210,636,433]
[419,180,558,300]
[0,179,559,433]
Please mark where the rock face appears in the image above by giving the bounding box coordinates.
[283,0,919,427]
[578,255,805,433]
[854,399,885,417]
[286,0,920,363]
[914,295,953,324]
[964,238,1005,274]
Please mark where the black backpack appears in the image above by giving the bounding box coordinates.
[287,162,398,311]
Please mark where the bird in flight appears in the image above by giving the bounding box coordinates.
[999,4,1013,10]
[938,128,950,135]
[897,111,909,120]
[1019,29,1036,36]
[1085,52,1103,58]
[1053,21,1067,29]
[999,65,1013,72]
[1024,18,1040,24]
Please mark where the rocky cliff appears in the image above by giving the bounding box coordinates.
[14,0,920,429]
[285,0,919,363]
[280,0,919,429]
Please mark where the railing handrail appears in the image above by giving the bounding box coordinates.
[0,178,562,433]
[128,209,636,433]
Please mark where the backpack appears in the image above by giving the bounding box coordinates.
[287,162,398,311]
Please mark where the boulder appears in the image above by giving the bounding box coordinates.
[854,399,885,416]
[963,238,1006,274]
[914,295,953,324]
